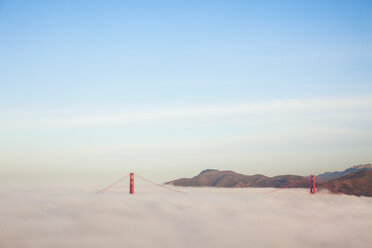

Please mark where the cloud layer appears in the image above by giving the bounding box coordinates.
[1,186,371,248]
[2,96,372,129]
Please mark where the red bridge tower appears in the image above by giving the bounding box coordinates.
[310,175,316,194]
[130,173,134,194]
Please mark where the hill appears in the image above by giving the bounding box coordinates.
[320,170,372,197]
[317,164,372,181]
[167,169,309,188]
[167,165,372,197]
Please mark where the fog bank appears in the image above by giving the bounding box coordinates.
[0,186,371,248]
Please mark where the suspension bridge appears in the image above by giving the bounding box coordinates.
[95,173,186,194]
[95,172,318,195]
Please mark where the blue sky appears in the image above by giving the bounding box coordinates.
[0,0,371,183]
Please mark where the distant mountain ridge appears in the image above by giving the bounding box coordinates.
[317,164,372,182]
[167,164,372,197]
[320,170,372,196]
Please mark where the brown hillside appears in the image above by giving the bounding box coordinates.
[167,169,309,188]
[320,170,372,197]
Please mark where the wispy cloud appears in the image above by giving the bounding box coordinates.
[2,96,372,129]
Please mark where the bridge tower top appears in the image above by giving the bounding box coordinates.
[310,175,316,194]
[129,173,134,194]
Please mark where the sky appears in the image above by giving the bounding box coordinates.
[0,0,372,184]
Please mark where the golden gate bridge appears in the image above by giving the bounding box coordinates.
[95,173,186,194]
[95,172,317,195]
